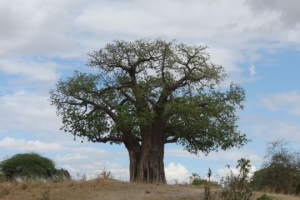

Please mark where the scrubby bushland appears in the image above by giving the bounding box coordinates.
[0,153,64,181]
[251,139,300,195]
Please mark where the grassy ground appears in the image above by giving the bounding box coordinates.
[0,178,299,200]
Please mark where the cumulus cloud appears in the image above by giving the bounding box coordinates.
[0,137,64,152]
[0,91,61,135]
[0,59,60,82]
[0,0,83,57]
[261,91,300,115]
[0,0,298,78]
[165,163,190,184]
[245,0,300,28]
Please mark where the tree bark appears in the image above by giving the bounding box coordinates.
[125,119,167,184]
[128,145,166,184]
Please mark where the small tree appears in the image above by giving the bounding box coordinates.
[236,158,251,180]
[189,173,201,184]
[0,153,63,181]
[204,168,213,200]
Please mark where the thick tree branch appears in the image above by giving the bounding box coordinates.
[62,98,117,122]
[90,136,125,143]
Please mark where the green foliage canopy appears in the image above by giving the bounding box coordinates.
[50,39,248,156]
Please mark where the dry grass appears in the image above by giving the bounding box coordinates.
[251,191,300,200]
[0,178,200,200]
[0,178,299,200]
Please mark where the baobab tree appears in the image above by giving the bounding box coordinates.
[50,39,249,183]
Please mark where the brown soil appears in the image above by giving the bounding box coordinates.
[0,179,299,200]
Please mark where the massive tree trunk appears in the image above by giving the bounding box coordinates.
[127,145,166,184]
[125,119,166,184]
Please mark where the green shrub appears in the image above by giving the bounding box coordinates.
[219,159,253,200]
[0,173,7,182]
[0,153,64,181]
[257,194,274,200]
[219,173,252,200]
[192,178,206,186]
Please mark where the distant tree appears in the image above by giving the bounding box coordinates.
[0,153,64,181]
[236,158,251,179]
[50,39,249,183]
[189,173,207,186]
[251,139,300,194]
[207,167,212,182]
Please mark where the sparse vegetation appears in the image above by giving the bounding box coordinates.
[1,140,299,199]
[99,168,114,180]
[0,167,297,200]
[219,159,253,200]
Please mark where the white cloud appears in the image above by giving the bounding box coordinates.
[0,0,83,57]
[165,148,263,163]
[245,0,300,28]
[0,91,61,135]
[0,0,298,78]
[54,153,129,180]
[165,162,190,184]
[242,113,300,146]
[261,91,300,116]
[0,136,117,159]
[71,147,109,155]
[214,164,257,182]
[0,59,60,82]
[249,64,257,76]
[0,137,64,152]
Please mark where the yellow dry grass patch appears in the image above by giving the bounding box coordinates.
[0,178,299,200]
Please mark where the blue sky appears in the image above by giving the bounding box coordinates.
[0,0,300,183]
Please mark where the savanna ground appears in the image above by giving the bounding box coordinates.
[0,178,299,200]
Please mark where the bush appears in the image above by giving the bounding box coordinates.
[251,139,300,194]
[219,171,252,200]
[192,178,206,186]
[0,153,64,181]
[256,193,274,200]
[0,173,7,182]
[219,159,253,200]
[189,173,207,186]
